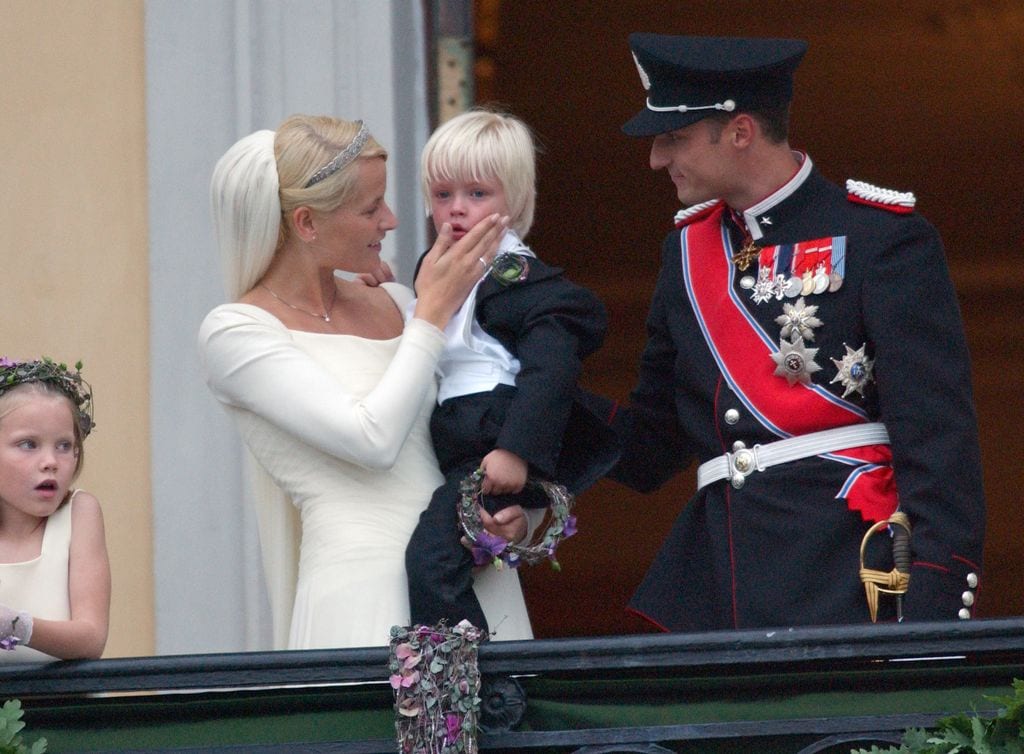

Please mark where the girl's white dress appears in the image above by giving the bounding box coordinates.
[198,283,532,649]
[0,494,75,664]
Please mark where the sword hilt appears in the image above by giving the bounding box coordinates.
[891,511,912,576]
[859,511,912,622]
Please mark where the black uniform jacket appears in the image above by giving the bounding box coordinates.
[416,251,619,495]
[588,167,985,631]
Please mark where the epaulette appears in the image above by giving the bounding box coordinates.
[846,179,916,214]
[674,199,722,228]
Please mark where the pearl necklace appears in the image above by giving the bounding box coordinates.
[260,283,338,323]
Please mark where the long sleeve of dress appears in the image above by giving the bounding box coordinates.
[198,299,446,470]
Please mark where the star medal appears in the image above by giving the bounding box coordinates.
[830,343,875,398]
[489,252,530,285]
[751,267,784,304]
[775,297,823,341]
[731,240,760,271]
[772,336,822,386]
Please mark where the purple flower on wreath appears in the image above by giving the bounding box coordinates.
[469,529,508,566]
[0,357,15,368]
[563,515,578,538]
[444,713,462,744]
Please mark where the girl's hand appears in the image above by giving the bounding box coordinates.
[0,603,33,649]
[412,214,507,329]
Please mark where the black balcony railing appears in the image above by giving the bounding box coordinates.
[2,617,1023,753]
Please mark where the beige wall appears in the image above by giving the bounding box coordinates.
[2,1,153,657]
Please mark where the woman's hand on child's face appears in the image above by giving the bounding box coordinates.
[411,214,508,329]
[479,448,527,496]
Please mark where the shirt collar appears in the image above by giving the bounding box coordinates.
[498,229,536,257]
[738,151,813,241]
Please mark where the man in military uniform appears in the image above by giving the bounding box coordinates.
[589,34,985,631]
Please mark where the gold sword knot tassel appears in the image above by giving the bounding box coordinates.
[859,511,912,622]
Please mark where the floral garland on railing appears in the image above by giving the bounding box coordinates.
[457,469,576,571]
[389,621,485,754]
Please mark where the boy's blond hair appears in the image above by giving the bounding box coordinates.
[420,108,537,239]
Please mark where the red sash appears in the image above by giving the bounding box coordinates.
[681,205,896,522]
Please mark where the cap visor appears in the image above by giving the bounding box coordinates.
[622,107,706,137]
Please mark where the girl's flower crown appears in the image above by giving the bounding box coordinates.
[0,357,95,437]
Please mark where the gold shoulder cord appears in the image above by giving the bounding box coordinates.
[859,511,912,622]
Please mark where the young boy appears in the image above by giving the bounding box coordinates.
[405,109,618,634]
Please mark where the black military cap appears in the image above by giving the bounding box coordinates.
[623,33,808,137]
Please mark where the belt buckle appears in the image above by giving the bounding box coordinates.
[727,441,760,489]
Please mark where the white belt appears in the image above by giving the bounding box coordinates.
[696,422,890,490]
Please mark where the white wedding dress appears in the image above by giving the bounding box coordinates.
[199,283,532,650]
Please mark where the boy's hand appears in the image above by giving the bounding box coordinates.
[475,505,528,545]
[480,449,527,495]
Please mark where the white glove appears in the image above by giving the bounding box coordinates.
[0,603,33,650]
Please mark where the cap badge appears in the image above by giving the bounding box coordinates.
[631,52,651,90]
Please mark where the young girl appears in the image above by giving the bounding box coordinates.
[404,109,618,634]
[0,357,110,662]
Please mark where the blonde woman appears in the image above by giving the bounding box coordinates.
[199,115,532,649]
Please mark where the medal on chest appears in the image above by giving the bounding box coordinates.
[733,235,876,397]
[738,235,846,304]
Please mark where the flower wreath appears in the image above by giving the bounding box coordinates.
[0,356,94,437]
[457,468,577,570]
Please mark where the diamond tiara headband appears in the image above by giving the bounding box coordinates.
[0,357,95,437]
[303,121,371,188]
